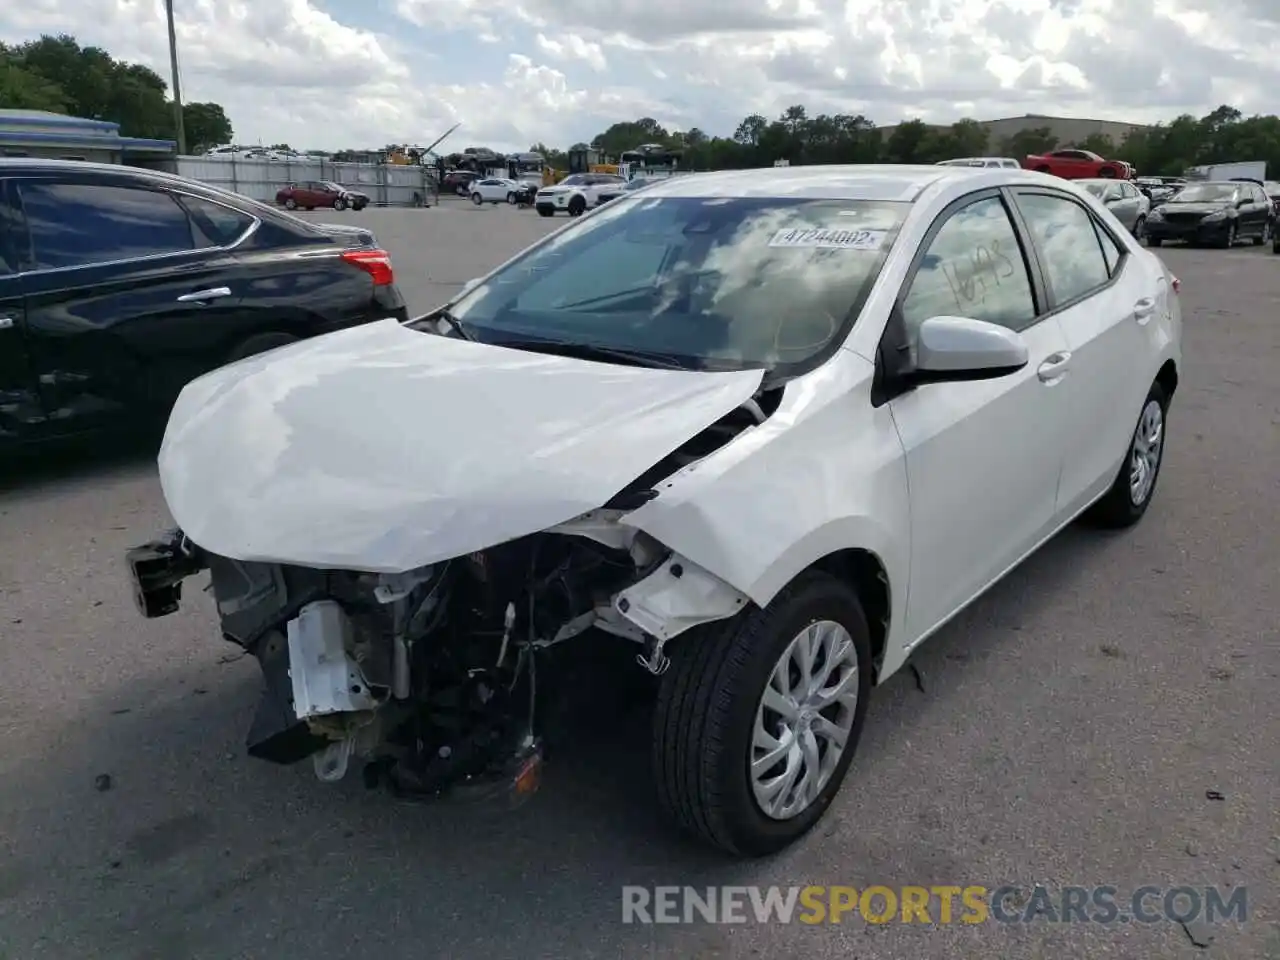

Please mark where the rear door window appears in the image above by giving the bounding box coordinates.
[17,180,197,270]
[1015,192,1112,305]
[179,195,256,247]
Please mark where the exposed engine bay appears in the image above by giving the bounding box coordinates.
[125,389,780,804]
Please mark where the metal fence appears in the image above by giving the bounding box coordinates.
[173,156,435,206]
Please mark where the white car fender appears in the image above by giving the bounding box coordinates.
[620,349,913,674]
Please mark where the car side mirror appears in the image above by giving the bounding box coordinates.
[910,316,1029,383]
[1236,198,1250,208]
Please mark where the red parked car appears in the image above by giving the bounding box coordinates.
[276,180,370,211]
[1022,149,1132,180]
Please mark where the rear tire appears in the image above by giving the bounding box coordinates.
[1133,215,1146,240]
[652,570,872,857]
[567,195,586,217]
[1083,380,1168,529]
[226,331,300,364]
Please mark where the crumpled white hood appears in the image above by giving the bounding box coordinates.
[158,319,764,571]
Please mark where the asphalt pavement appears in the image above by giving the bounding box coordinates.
[0,203,1277,959]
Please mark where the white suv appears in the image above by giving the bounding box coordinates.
[534,173,625,216]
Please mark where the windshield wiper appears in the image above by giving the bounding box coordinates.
[433,308,474,340]
[490,336,695,370]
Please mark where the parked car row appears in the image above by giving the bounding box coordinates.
[0,159,407,448]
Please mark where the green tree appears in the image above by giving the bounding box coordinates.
[882,119,933,162]
[1,33,234,151]
[1000,127,1059,158]
[0,43,68,111]
[1076,133,1116,156]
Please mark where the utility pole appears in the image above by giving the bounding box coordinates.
[165,0,187,154]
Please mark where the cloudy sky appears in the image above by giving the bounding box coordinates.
[2,0,1278,152]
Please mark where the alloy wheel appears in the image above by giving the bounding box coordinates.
[1129,399,1164,506]
[750,620,859,821]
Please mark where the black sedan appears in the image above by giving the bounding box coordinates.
[0,158,409,448]
[1144,179,1274,248]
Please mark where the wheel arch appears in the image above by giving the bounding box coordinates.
[1156,358,1178,400]
[809,548,892,682]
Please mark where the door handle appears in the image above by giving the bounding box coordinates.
[1133,297,1155,323]
[176,286,232,303]
[0,315,14,330]
[1037,351,1072,382]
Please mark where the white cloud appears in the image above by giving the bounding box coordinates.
[535,32,606,71]
[1,0,1278,152]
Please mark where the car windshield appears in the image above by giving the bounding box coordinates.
[1173,183,1237,202]
[433,195,908,374]
[1081,182,1106,197]
[320,181,342,191]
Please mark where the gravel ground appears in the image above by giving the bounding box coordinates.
[0,204,1277,959]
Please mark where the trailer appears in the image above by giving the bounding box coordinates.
[1186,161,1266,182]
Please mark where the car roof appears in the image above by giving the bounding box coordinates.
[0,157,316,225]
[0,157,252,200]
[623,164,1046,202]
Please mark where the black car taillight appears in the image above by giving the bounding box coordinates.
[341,248,394,286]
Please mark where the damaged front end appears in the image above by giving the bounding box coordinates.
[129,343,780,804]
[125,507,749,805]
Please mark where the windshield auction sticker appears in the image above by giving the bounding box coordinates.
[768,227,888,250]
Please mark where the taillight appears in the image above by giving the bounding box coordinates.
[341,248,394,286]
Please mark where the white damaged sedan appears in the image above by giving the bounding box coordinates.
[127,164,1182,856]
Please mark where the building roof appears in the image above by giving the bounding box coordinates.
[0,108,119,130]
[0,110,175,154]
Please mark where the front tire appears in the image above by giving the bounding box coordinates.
[1147,236,1162,247]
[537,208,554,217]
[652,570,872,857]
[1218,222,1237,248]
[333,197,347,211]
[1133,215,1146,240]
[283,198,297,210]
[507,192,517,204]
[1083,380,1168,529]
[1253,221,1271,246]
[1099,166,1116,178]
[471,192,483,205]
